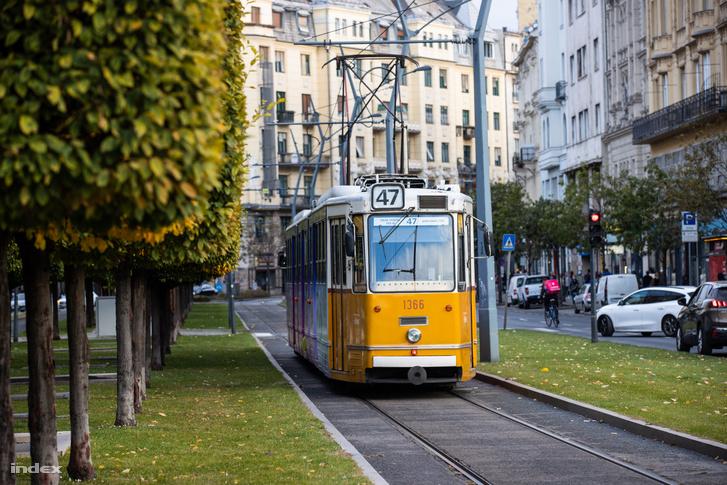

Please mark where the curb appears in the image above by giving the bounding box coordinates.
[237,312,388,485]
[475,371,727,460]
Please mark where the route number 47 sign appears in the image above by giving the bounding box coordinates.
[371,184,405,210]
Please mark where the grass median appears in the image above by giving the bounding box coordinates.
[10,304,368,484]
[479,330,727,443]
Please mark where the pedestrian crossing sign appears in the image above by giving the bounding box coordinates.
[502,234,516,252]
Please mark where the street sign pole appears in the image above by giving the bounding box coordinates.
[504,252,511,330]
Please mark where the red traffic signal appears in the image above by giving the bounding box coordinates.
[589,212,601,224]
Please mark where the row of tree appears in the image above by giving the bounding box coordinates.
[0,1,249,484]
[492,134,727,276]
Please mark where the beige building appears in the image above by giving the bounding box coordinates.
[633,0,727,165]
[239,0,521,292]
[517,0,538,31]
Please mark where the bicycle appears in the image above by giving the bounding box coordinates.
[544,300,559,328]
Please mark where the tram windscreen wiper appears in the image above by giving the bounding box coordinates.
[382,267,414,273]
[377,207,415,246]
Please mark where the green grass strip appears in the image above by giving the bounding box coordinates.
[10,305,369,484]
[479,330,727,443]
[183,302,230,329]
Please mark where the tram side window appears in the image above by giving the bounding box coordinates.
[457,214,466,291]
[352,215,366,292]
[318,222,325,282]
[331,223,339,285]
[340,223,348,287]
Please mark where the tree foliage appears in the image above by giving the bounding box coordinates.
[0,0,229,243]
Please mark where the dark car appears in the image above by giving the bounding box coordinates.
[675,282,727,355]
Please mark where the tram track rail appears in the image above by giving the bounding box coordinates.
[450,390,676,485]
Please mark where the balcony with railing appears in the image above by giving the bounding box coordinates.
[632,85,727,144]
[456,125,475,140]
[555,81,567,101]
[276,110,295,124]
[650,34,672,58]
[301,112,319,125]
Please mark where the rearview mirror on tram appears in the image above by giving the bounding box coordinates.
[345,223,355,258]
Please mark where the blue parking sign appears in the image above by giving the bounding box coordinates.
[502,234,516,252]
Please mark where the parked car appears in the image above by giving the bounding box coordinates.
[596,286,695,337]
[594,274,639,310]
[573,283,591,314]
[11,292,25,312]
[57,292,98,310]
[675,282,727,355]
[518,275,547,309]
[194,283,217,296]
[507,275,527,306]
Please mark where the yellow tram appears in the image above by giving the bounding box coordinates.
[283,175,488,385]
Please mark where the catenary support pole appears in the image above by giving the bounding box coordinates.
[473,0,498,362]
[503,252,510,330]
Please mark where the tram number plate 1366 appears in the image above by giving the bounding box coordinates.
[403,299,424,310]
[371,184,405,210]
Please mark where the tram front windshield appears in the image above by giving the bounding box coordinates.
[368,214,454,292]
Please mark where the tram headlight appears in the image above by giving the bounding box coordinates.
[406,328,422,344]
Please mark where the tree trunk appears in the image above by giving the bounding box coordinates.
[0,234,15,485]
[65,265,95,480]
[162,288,172,356]
[84,279,95,329]
[51,282,60,341]
[151,284,163,371]
[18,238,59,485]
[143,281,151,394]
[131,273,146,413]
[114,269,135,427]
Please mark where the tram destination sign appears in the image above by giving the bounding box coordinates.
[371,184,405,210]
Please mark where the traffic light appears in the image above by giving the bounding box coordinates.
[588,210,603,247]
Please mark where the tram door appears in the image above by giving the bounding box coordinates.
[330,218,347,372]
[466,215,477,367]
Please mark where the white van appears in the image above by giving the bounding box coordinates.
[594,274,639,309]
[506,275,527,306]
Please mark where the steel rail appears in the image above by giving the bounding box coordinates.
[450,390,677,485]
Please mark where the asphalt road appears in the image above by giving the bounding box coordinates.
[11,308,67,338]
[497,302,727,356]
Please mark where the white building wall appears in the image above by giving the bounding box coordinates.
[563,0,604,173]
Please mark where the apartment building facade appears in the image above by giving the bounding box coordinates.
[239,0,521,292]
[602,0,651,178]
[633,0,727,165]
[563,0,605,179]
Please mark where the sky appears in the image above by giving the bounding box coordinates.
[457,0,519,31]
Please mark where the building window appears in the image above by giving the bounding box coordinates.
[493,112,500,130]
[301,54,310,76]
[254,216,265,239]
[355,136,364,158]
[440,106,449,125]
[494,147,502,167]
[425,104,434,124]
[352,20,358,37]
[660,73,669,108]
[578,108,589,139]
[462,109,470,126]
[280,216,291,234]
[424,68,432,87]
[273,11,283,29]
[594,103,600,133]
[659,0,669,35]
[441,142,450,163]
[250,6,260,24]
[278,175,288,197]
[337,95,345,115]
[463,145,471,165]
[569,55,574,83]
[679,66,686,99]
[568,0,574,23]
[359,22,364,37]
[338,135,345,157]
[593,38,599,71]
[439,69,448,89]
[275,51,285,72]
[426,141,434,162]
[381,63,390,82]
[400,67,407,86]
[275,91,286,111]
[379,25,388,40]
[354,59,362,77]
[303,134,313,157]
[484,41,493,58]
[461,74,469,93]
[298,13,309,32]
[302,94,313,119]
[576,46,586,78]
[512,81,519,101]
[571,115,576,143]
[304,175,313,197]
[701,52,712,90]
[492,78,500,96]
[277,132,287,156]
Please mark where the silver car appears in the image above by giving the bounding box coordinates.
[574,284,591,314]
